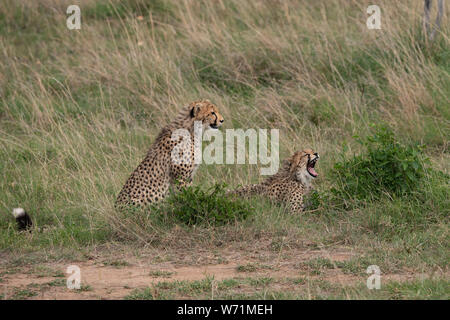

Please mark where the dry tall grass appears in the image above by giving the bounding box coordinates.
[0,0,448,249]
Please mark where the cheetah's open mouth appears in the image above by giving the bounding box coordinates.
[210,124,219,129]
[307,157,318,178]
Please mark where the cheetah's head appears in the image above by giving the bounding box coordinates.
[288,149,320,187]
[189,100,224,130]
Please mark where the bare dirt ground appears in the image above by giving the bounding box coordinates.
[0,243,431,300]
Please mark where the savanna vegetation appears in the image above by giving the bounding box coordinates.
[0,0,448,299]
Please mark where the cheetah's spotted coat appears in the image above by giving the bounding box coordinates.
[232,149,319,212]
[115,100,224,207]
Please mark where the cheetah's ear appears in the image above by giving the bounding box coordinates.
[288,157,299,174]
[288,152,304,174]
[190,104,201,118]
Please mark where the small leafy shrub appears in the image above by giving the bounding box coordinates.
[332,126,429,201]
[159,184,254,226]
[303,189,328,211]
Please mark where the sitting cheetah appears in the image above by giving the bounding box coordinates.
[115,99,224,207]
[231,149,319,212]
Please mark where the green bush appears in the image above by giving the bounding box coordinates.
[159,184,254,226]
[331,126,429,201]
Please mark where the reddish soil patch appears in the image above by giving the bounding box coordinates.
[0,246,429,300]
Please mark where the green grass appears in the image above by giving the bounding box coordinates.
[124,276,449,300]
[155,183,254,226]
[149,270,175,278]
[103,260,130,268]
[78,284,93,292]
[44,279,67,287]
[236,264,258,273]
[342,278,450,300]
[125,287,159,300]
[330,126,432,202]
[126,276,223,300]
[10,289,38,300]
[303,257,335,271]
[29,266,65,278]
[0,0,448,300]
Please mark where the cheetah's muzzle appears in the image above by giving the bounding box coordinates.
[307,155,319,178]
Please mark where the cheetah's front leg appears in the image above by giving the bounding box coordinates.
[170,161,196,191]
[173,177,192,190]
